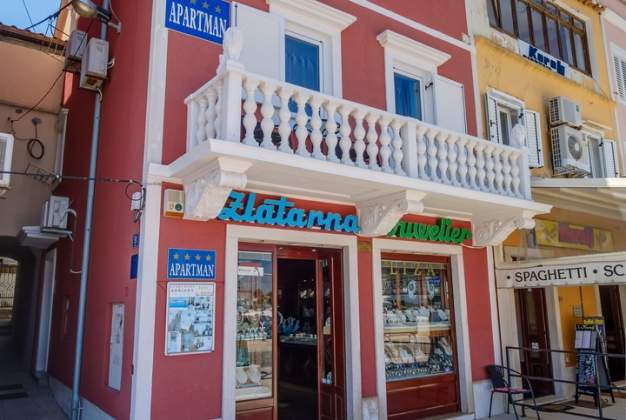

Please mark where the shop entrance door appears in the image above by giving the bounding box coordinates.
[516,288,554,397]
[235,245,344,420]
[598,285,625,381]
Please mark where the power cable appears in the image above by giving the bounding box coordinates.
[21,0,34,27]
[23,1,72,31]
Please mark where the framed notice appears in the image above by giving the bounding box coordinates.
[165,282,216,355]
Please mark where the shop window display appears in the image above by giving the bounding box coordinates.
[236,251,274,401]
[381,260,455,381]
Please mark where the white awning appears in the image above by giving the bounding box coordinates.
[496,251,626,288]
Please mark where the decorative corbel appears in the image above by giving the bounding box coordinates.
[182,157,250,221]
[356,190,426,237]
[472,212,536,247]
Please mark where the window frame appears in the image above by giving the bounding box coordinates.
[488,0,591,75]
[392,67,427,121]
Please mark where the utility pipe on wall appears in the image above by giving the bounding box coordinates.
[70,1,110,418]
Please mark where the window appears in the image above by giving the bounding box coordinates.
[285,35,321,91]
[394,72,423,120]
[485,90,544,168]
[0,133,14,188]
[487,0,591,74]
[584,133,620,178]
[380,259,456,381]
[497,104,520,146]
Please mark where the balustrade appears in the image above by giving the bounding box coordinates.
[185,68,531,200]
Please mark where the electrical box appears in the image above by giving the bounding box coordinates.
[80,37,109,91]
[163,189,185,218]
[0,132,15,195]
[41,196,70,231]
[64,30,87,73]
[548,96,582,128]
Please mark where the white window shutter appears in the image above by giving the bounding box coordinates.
[613,54,626,101]
[433,75,466,134]
[601,138,619,177]
[524,109,544,168]
[486,93,500,143]
[232,3,283,80]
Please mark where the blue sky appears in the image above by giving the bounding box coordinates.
[0,0,63,34]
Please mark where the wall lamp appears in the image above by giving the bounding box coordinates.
[71,0,121,32]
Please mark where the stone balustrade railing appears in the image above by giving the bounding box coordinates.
[185,64,531,201]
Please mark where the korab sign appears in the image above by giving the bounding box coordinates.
[165,0,230,45]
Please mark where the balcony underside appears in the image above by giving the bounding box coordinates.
[152,139,550,246]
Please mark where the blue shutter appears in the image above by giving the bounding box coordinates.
[285,36,320,91]
[394,73,422,120]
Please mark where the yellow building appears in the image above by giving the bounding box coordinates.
[470,0,626,401]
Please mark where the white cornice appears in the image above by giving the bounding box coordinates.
[377,29,451,72]
[267,0,356,32]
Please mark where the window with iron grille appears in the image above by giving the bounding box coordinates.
[487,0,591,75]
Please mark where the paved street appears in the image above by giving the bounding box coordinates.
[0,334,66,420]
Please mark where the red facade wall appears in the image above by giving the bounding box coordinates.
[149,190,493,417]
[47,0,152,418]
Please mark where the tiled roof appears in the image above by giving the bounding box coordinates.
[0,23,65,55]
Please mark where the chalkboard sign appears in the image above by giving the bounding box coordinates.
[574,318,614,405]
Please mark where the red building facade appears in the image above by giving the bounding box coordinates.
[47,1,549,419]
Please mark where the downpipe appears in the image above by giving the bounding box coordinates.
[70,1,110,418]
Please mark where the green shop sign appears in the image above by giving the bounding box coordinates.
[387,219,471,244]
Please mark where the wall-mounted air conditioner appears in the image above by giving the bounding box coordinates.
[0,132,15,196]
[80,38,109,91]
[548,96,582,127]
[41,196,70,232]
[64,30,87,73]
[551,125,590,176]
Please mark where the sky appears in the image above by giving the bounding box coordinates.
[0,0,64,35]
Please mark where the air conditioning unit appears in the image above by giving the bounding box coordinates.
[80,38,109,91]
[64,30,87,73]
[41,196,70,232]
[551,125,590,176]
[548,96,582,127]
[0,132,15,196]
[163,189,184,218]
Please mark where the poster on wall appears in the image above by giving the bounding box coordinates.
[165,282,216,355]
[535,219,613,252]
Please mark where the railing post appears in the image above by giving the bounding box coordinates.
[402,121,418,178]
[519,150,531,200]
[218,27,245,143]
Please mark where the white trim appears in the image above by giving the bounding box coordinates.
[604,8,626,30]
[371,239,474,419]
[487,246,502,365]
[268,0,355,97]
[35,249,57,375]
[349,0,473,52]
[130,0,168,416]
[377,30,451,73]
[222,225,362,420]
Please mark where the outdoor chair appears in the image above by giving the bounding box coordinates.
[486,364,541,419]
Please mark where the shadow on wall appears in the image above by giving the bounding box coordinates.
[0,236,36,369]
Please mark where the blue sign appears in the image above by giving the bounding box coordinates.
[218,191,360,234]
[130,254,138,279]
[165,0,230,45]
[132,233,140,249]
[167,248,216,280]
[518,39,570,78]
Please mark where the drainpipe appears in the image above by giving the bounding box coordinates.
[70,1,110,419]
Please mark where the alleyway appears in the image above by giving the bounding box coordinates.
[0,333,66,420]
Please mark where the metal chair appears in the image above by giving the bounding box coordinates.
[486,364,541,419]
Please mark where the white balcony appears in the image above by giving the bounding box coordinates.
[153,28,550,245]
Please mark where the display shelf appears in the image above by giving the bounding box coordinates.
[384,322,451,334]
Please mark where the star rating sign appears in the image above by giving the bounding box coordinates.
[190,0,197,4]
[173,253,180,260]
[184,254,191,261]
[215,5,221,13]
[205,254,212,262]
[202,1,209,9]
[195,254,201,261]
